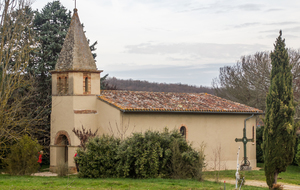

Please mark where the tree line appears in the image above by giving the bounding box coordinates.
[103,77,214,94]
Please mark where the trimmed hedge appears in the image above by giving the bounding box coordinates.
[76,129,205,179]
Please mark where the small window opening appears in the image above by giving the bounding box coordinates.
[180,126,186,139]
[58,77,62,93]
[85,77,88,92]
[64,77,68,94]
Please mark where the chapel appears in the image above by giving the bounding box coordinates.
[50,9,263,173]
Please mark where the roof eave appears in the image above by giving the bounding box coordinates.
[97,96,264,115]
[120,110,264,115]
[50,70,103,74]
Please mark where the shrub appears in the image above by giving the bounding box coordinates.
[237,173,245,188]
[116,129,203,179]
[271,184,283,190]
[77,135,120,178]
[4,135,42,175]
[78,129,205,179]
[296,143,300,166]
[56,161,69,177]
[256,126,264,163]
[293,136,300,165]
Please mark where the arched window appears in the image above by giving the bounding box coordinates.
[180,126,186,139]
[85,77,88,92]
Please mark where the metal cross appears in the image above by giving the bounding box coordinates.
[235,115,254,168]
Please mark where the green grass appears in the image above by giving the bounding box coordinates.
[0,174,268,190]
[203,164,300,186]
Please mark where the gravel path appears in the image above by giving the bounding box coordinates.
[208,178,300,190]
[32,171,58,177]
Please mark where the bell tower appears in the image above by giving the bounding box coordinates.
[50,8,102,172]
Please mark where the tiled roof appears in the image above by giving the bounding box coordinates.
[98,90,263,114]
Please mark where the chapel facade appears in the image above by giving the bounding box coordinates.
[50,9,263,173]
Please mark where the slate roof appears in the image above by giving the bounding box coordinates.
[55,9,97,71]
[98,90,263,114]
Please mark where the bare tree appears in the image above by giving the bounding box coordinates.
[108,118,136,140]
[213,50,300,118]
[72,125,98,150]
[0,0,46,160]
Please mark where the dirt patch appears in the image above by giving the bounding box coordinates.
[32,172,58,177]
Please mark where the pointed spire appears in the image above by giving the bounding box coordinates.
[55,9,97,71]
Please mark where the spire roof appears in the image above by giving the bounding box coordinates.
[55,9,97,71]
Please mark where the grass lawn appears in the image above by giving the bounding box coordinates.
[0,174,268,190]
[203,164,300,186]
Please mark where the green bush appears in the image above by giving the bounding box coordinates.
[256,126,264,163]
[77,129,205,180]
[4,135,42,175]
[77,135,120,178]
[292,136,300,165]
[296,143,300,166]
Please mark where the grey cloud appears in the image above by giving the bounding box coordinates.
[166,57,193,62]
[267,22,298,26]
[125,42,267,59]
[265,8,283,12]
[179,3,262,14]
[179,6,210,13]
[237,4,262,11]
[259,29,281,33]
[230,21,298,30]
[265,34,298,39]
[232,22,260,29]
[284,26,300,33]
[260,26,300,34]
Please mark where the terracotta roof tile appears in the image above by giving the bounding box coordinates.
[98,90,263,113]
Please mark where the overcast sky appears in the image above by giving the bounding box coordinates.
[32,0,300,87]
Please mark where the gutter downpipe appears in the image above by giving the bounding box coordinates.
[243,114,254,165]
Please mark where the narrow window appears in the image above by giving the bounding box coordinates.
[64,77,68,94]
[58,77,62,94]
[85,77,88,92]
[180,126,186,139]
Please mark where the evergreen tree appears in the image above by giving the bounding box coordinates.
[30,1,72,96]
[263,31,297,188]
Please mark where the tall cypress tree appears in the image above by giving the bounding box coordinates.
[263,31,297,188]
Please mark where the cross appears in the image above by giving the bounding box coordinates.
[74,0,76,9]
[235,115,254,167]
